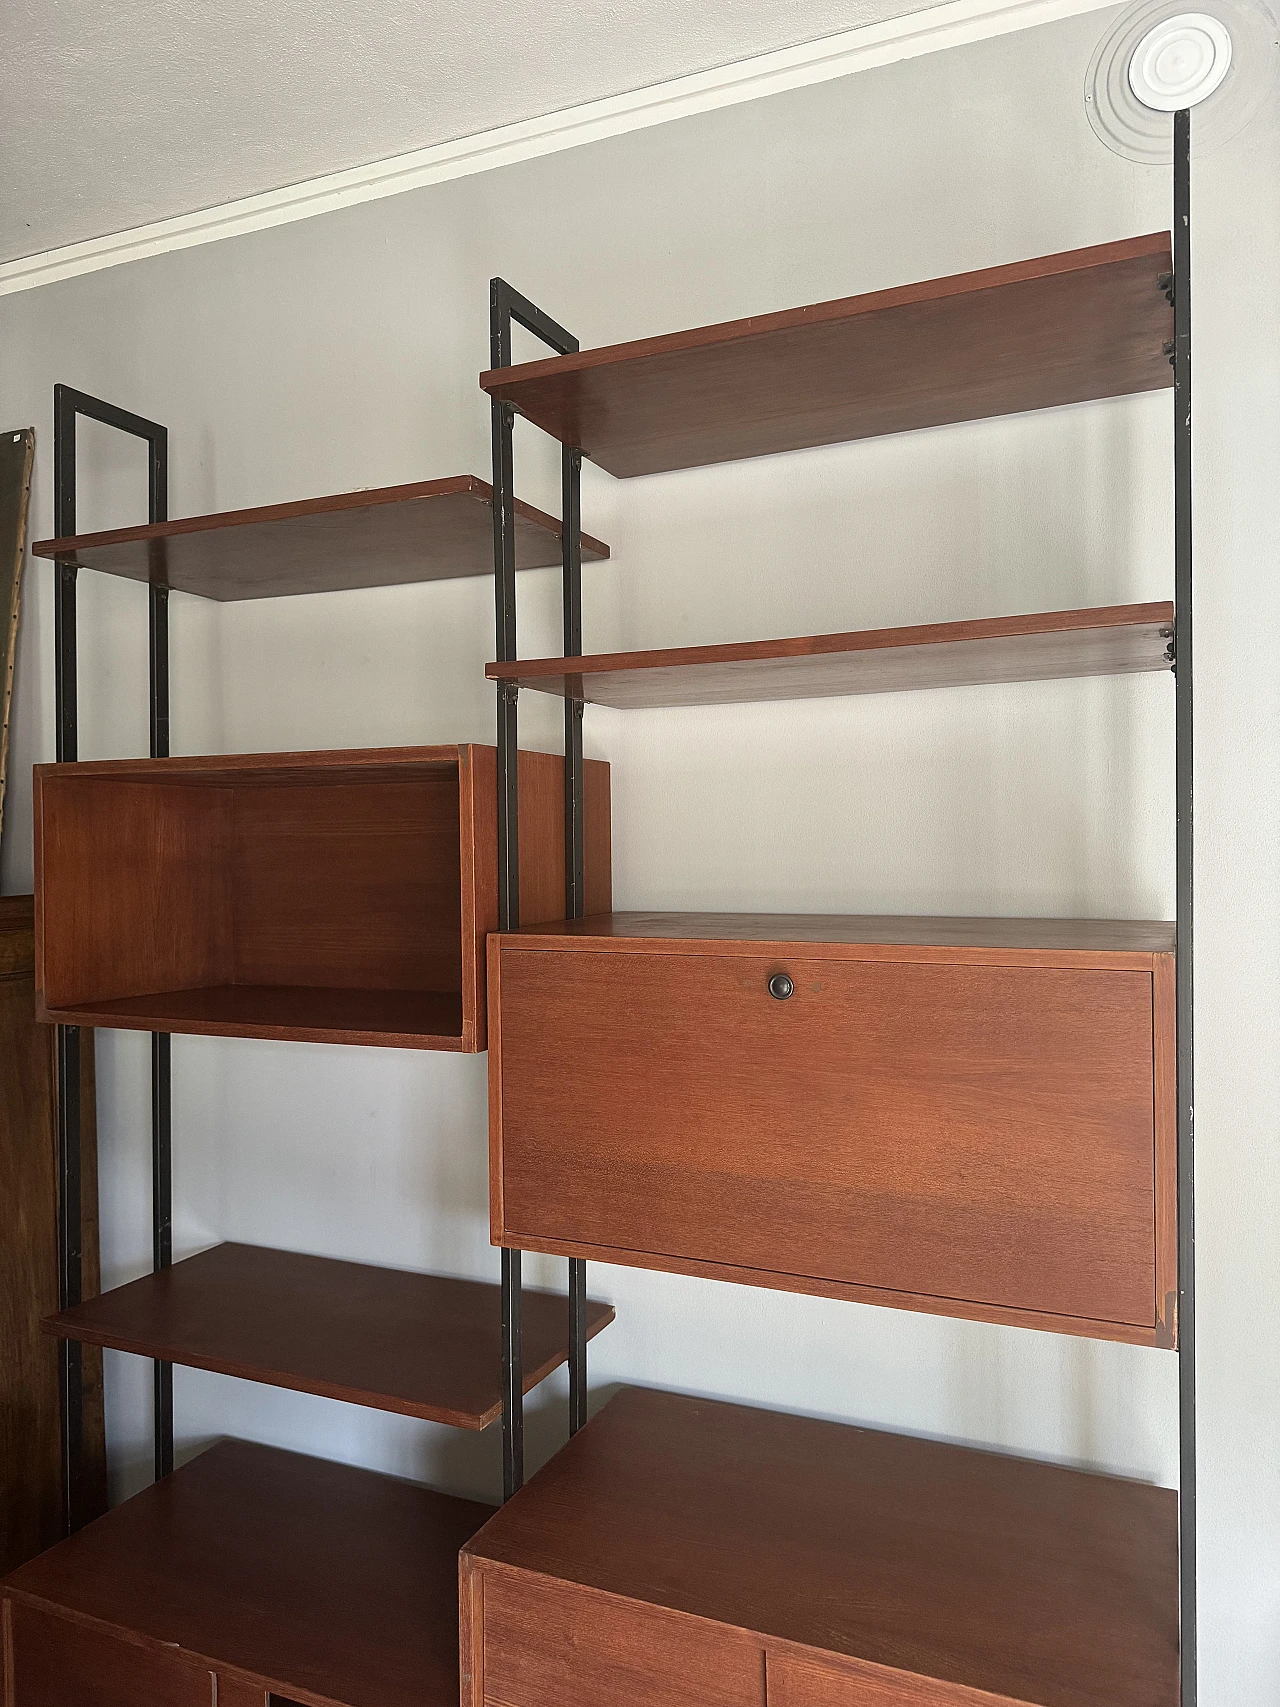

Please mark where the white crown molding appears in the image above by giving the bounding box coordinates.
[1,0,1115,298]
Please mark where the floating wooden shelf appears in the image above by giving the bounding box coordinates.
[34,744,611,1051]
[30,475,609,601]
[488,912,1176,1344]
[2,1439,492,1707]
[489,602,1175,708]
[45,1242,614,1429]
[480,234,1174,476]
[461,1386,1179,1707]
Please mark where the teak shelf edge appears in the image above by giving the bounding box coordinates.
[42,1242,616,1430]
[31,474,609,570]
[486,602,1176,707]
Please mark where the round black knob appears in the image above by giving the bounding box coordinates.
[768,972,794,1001]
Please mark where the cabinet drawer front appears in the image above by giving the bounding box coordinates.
[5,1599,214,1707]
[496,947,1158,1327]
[768,1652,1021,1707]
[482,1571,763,1707]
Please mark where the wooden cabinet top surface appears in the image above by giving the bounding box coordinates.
[495,910,1175,964]
[4,1439,492,1707]
[463,1387,1179,1707]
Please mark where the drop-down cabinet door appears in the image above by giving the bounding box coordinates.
[488,921,1176,1344]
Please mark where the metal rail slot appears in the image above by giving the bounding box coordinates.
[52,384,171,1524]
[489,281,588,1494]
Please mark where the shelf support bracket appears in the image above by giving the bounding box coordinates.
[490,279,590,1491]
[52,383,171,1527]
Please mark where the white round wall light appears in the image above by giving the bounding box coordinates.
[1128,12,1233,108]
[1086,0,1278,160]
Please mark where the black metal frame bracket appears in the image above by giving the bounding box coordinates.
[489,281,590,1497]
[52,384,172,1530]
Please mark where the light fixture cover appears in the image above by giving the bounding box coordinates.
[1086,0,1278,160]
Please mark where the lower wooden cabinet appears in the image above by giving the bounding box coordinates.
[2,1601,214,1707]
[1,1439,489,1707]
[475,1571,763,1707]
[460,1387,1179,1707]
[488,913,1177,1344]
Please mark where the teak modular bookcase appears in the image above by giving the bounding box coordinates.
[4,119,1198,1707]
[1,391,614,1707]
[471,181,1197,1707]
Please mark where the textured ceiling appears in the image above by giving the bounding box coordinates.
[2,0,953,262]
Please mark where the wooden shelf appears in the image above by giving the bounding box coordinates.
[46,984,470,1050]
[45,1242,614,1429]
[488,602,1175,707]
[3,1438,493,1707]
[35,744,611,1052]
[30,475,609,601]
[480,234,1174,476]
[461,1386,1179,1707]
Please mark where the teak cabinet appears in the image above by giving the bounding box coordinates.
[35,744,610,1051]
[460,1387,1180,1707]
[488,914,1176,1344]
[2,1438,493,1707]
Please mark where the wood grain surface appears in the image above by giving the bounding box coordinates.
[767,1650,1037,1707]
[480,1569,764,1707]
[30,476,608,601]
[3,1439,493,1707]
[480,235,1173,475]
[4,1598,214,1707]
[45,1242,613,1429]
[0,897,106,1571]
[462,1387,1179,1707]
[487,604,1175,708]
[490,924,1173,1336]
[494,910,1174,963]
[35,745,610,1051]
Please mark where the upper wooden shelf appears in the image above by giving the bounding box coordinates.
[480,234,1174,476]
[488,602,1174,708]
[30,474,609,601]
[46,1242,614,1430]
[3,1438,492,1707]
[463,1387,1178,1707]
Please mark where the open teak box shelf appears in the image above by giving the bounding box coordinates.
[34,744,610,1051]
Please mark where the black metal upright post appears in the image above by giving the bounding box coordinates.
[561,444,588,1435]
[1172,106,1196,1707]
[51,384,170,1525]
[490,279,588,1489]
[147,425,173,1482]
[491,283,523,1501]
[52,387,83,1538]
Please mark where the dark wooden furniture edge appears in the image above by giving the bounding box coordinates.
[31,475,609,565]
[41,1247,616,1430]
[486,602,1176,686]
[484,1226,1166,1347]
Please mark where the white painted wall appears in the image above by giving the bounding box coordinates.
[2,9,1277,1699]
